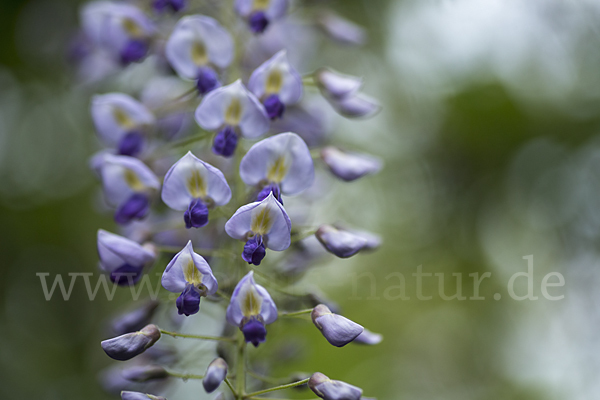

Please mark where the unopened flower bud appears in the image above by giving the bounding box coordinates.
[352,328,383,345]
[121,391,167,400]
[311,304,363,347]
[101,324,161,361]
[122,365,168,382]
[321,147,382,182]
[315,225,368,258]
[308,372,362,400]
[202,357,228,393]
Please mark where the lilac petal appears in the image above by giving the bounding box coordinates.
[242,236,266,265]
[203,358,228,393]
[91,93,155,147]
[331,92,381,119]
[101,324,161,361]
[240,132,314,196]
[161,240,218,294]
[176,284,202,316]
[315,225,368,258]
[114,193,150,224]
[241,318,267,346]
[162,151,231,210]
[311,304,363,347]
[315,68,363,100]
[234,0,288,21]
[121,391,166,400]
[248,49,303,104]
[165,15,233,80]
[195,80,269,138]
[184,198,209,229]
[226,271,277,327]
[99,154,160,208]
[97,229,155,272]
[353,328,383,345]
[308,372,363,400]
[321,147,382,182]
[317,13,367,46]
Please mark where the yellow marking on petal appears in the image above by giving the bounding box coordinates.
[242,286,262,317]
[122,18,144,38]
[187,169,207,198]
[184,258,203,285]
[124,168,145,191]
[225,98,242,126]
[251,205,273,235]
[253,0,271,10]
[112,107,136,130]
[266,155,288,183]
[265,70,283,94]
[190,41,208,66]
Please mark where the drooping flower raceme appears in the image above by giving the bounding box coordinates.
[195,80,269,157]
[234,0,288,34]
[225,192,291,265]
[226,271,277,346]
[165,15,233,94]
[91,93,155,157]
[97,154,160,224]
[81,1,155,65]
[248,49,303,119]
[97,229,156,286]
[240,132,314,203]
[161,241,218,316]
[161,151,231,228]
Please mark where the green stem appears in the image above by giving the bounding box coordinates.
[244,378,310,398]
[278,309,313,318]
[236,334,247,399]
[247,370,283,384]
[167,371,204,380]
[159,329,236,342]
[224,377,238,396]
[168,130,213,150]
[290,228,317,244]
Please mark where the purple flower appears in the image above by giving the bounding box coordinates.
[234,0,289,34]
[91,93,155,156]
[308,372,363,400]
[226,271,277,346]
[161,241,218,316]
[352,328,383,345]
[121,391,166,400]
[101,324,161,361]
[240,132,314,203]
[315,224,370,258]
[97,154,160,224]
[315,69,362,100]
[311,304,363,347]
[165,15,233,94]
[333,92,381,119]
[248,50,302,119]
[81,2,155,65]
[195,80,270,157]
[321,147,382,182]
[225,192,292,265]
[97,229,156,286]
[317,12,367,46]
[203,358,228,393]
[161,151,231,228]
[153,0,185,13]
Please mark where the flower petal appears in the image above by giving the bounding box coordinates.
[321,147,382,182]
[97,229,156,272]
[161,240,218,294]
[248,50,303,104]
[99,154,160,207]
[225,271,277,326]
[315,224,368,258]
[315,68,363,100]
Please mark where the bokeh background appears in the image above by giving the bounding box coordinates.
[1,0,599,399]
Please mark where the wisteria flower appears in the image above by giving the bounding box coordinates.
[226,271,277,346]
[317,12,367,46]
[315,68,362,100]
[321,147,382,182]
[248,50,302,119]
[161,151,231,229]
[311,304,364,347]
[91,93,155,156]
[97,154,160,224]
[195,80,269,157]
[101,324,161,361]
[308,372,363,400]
[225,192,291,265]
[81,1,155,65]
[240,132,314,203]
[203,358,228,393]
[98,229,156,286]
[315,224,369,258]
[165,15,233,94]
[234,0,288,34]
[161,241,218,316]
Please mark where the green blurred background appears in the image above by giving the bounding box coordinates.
[1,0,598,399]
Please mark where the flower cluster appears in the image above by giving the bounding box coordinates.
[79,1,383,399]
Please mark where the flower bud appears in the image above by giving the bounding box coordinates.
[317,13,366,46]
[121,391,167,400]
[311,304,363,347]
[101,324,161,361]
[315,69,362,100]
[352,328,383,345]
[122,365,168,382]
[321,147,382,182]
[315,225,368,258]
[202,357,228,393]
[308,372,362,400]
